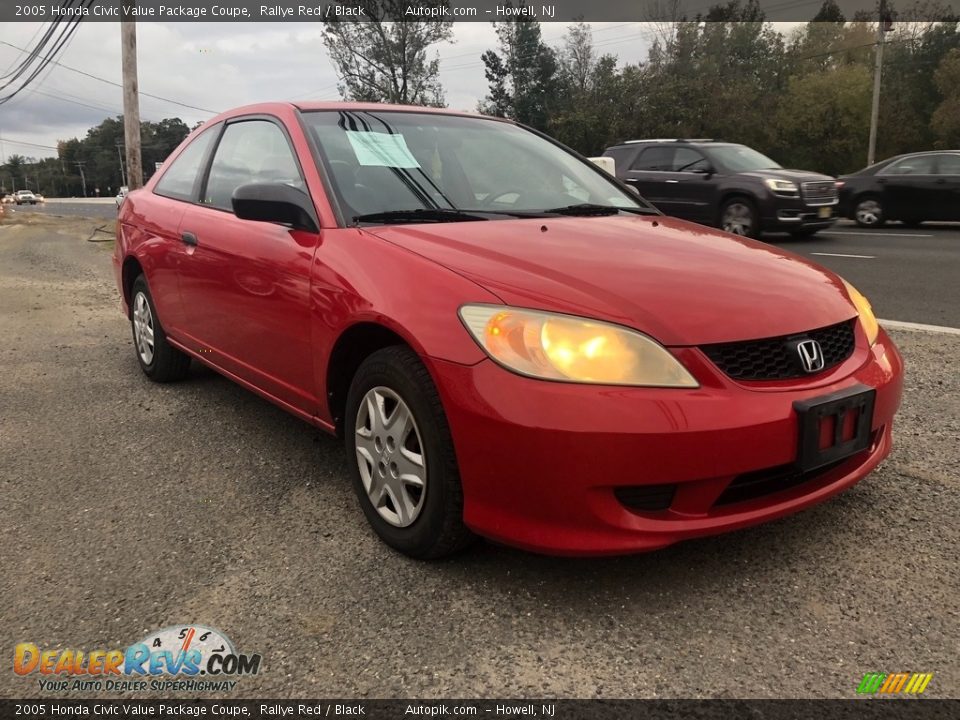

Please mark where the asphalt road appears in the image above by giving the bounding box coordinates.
[3,200,118,220]
[1,214,958,701]
[770,221,960,328]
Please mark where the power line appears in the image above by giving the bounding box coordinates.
[0,39,220,115]
[0,4,94,105]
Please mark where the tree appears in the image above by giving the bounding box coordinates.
[479,5,559,131]
[775,64,872,175]
[322,0,452,106]
[932,48,960,147]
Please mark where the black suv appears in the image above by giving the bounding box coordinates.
[603,140,838,238]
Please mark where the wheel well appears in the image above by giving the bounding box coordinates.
[717,192,755,222]
[326,323,410,437]
[121,256,144,317]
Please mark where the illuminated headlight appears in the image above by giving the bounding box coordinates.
[459,305,699,387]
[841,280,879,346]
[764,178,799,195]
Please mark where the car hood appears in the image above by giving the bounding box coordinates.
[363,215,857,346]
[740,168,835,182]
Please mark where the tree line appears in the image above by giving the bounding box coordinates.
[1,117,190,197]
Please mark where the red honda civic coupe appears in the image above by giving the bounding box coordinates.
[114,102,903,558]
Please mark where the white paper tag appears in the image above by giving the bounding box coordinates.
[346,131,421,169]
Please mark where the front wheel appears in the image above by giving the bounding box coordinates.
[720,197,758,238]
[345,346,474,559]
[854,197,885,228]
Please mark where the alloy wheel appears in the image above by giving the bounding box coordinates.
[722,202,753,236]
[132,291,155,365]
[855,199,882,226]
[354,386,427,528]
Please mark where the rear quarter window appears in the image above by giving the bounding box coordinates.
[154,126,220,202]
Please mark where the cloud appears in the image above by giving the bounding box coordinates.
[0,20,656,159]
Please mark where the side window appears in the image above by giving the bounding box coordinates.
[203,120,304,211]
[631,146,675,172]
[879,155,936,176]
[935,154,960,175]
[154,126,218,202]
[672,147,710,173]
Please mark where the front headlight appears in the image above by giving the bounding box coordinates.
[841,280,879,346]
[763,178,799,195]
[459,305,699,387]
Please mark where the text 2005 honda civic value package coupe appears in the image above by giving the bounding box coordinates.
[114,103,903,558]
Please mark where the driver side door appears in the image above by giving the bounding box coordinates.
[175,116,321,414]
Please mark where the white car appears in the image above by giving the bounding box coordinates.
[14,190,38,205]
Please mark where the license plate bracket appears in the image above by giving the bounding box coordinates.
[793,385,875,472]
[818,206,832,218]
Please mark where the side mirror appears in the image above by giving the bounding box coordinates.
[693,166,715,177]
[232,183,319,233]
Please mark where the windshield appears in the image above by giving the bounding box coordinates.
[302,110,646,222]
[710,145,782,173]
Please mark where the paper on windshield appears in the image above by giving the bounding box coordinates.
[346,131,420,169]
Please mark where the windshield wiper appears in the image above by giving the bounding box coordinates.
[353,208,489,224]
[541,203,654,216]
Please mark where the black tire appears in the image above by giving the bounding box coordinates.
[130,274,191,382]
[853,195,885,228]
[790,229,820,239]
[345,345,474,559]
[719,196,759,238]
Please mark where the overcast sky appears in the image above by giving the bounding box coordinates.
[0,20,663,161]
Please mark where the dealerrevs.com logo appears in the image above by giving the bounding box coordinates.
[14,625,262,693]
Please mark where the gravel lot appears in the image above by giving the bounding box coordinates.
[1,214,957,700]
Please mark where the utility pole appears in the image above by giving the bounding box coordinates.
[116,143,127,187]
[74,161,87,197]
[121,6,143,190]
[867,7,893,166]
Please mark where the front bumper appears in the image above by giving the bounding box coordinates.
[761,197,839,231]
[430,328,903,556]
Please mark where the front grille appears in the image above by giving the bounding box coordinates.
[614,484,676,512]
[701,320,856,381]
[714,459,847,506]
[802,180,838,206]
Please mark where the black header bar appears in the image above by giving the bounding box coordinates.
[1,0,958,23]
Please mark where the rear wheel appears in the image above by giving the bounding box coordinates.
[854,196,885,228]
[345,346,474,559]
[720,197,758,238]
[130,275,191,382]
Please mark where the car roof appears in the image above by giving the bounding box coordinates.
[607,139,734,149]
[206,101,508,125]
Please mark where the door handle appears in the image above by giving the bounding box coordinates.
[665,179,680,184]
[181,231,198,247]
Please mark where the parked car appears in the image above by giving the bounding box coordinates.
[14,190,38,205]
[114,103,902,558]
[116,186,128,207]
[33,193,45,203]
[838,150,960,227]
[1,194,14,204]
[603,139,838,238]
